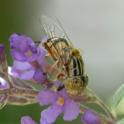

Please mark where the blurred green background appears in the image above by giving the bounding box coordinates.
[0,0,80,124]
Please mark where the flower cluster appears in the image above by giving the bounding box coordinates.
[21,88,100,124]
[0,33,116,124]
[38,89,80,123]
[9,33,47,83]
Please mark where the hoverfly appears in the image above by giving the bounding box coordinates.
[39,16,88,96]
[0,46,38,110]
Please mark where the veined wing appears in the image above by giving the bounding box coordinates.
[40,15,74,47]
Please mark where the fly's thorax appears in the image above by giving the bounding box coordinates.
[43,37,71,63]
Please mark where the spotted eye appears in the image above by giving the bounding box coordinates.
[0,77,9,90]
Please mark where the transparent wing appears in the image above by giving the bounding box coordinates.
[40,15,74,47]
[0,94,8,110]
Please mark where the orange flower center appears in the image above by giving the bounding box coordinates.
[57,97,65,106]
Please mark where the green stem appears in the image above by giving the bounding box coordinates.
[86,88,116,122]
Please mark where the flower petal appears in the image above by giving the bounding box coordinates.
[37,89,57,105]
[9,33,34,52]
[41,104,62,124]
[9,33,38,62]
[81,109,100,124]
[21,116,37,124]
[33,69,47,83]
[63,99,80,121]
[37,46,47,67]
[40,117,50,124]
[12,61,32,70]
[10,50,26,61]
[12,60,35,80]
[58,89,68,99]
[19,70,35,80]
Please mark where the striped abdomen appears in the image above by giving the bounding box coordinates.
[67,55,84,78]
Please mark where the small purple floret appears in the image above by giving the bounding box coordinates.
[37,88,80,124]
[21,116,37,124]
[9,33,48,83]
[9,33,39,62]
[81,109,100,124]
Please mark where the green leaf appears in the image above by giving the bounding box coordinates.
[116,118,124,124]
[112,84,124,109]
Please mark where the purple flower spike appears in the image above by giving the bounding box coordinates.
[9,33,39,62]
[21,116,37,124]
[9,33,48,83]
[37,88,80,124]
[81,109,100,124]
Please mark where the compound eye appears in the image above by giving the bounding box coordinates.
[0,77,9,90]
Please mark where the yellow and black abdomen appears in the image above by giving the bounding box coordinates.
[64,49,88,96]
[68,55,84,77]
[66,48,84,77]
